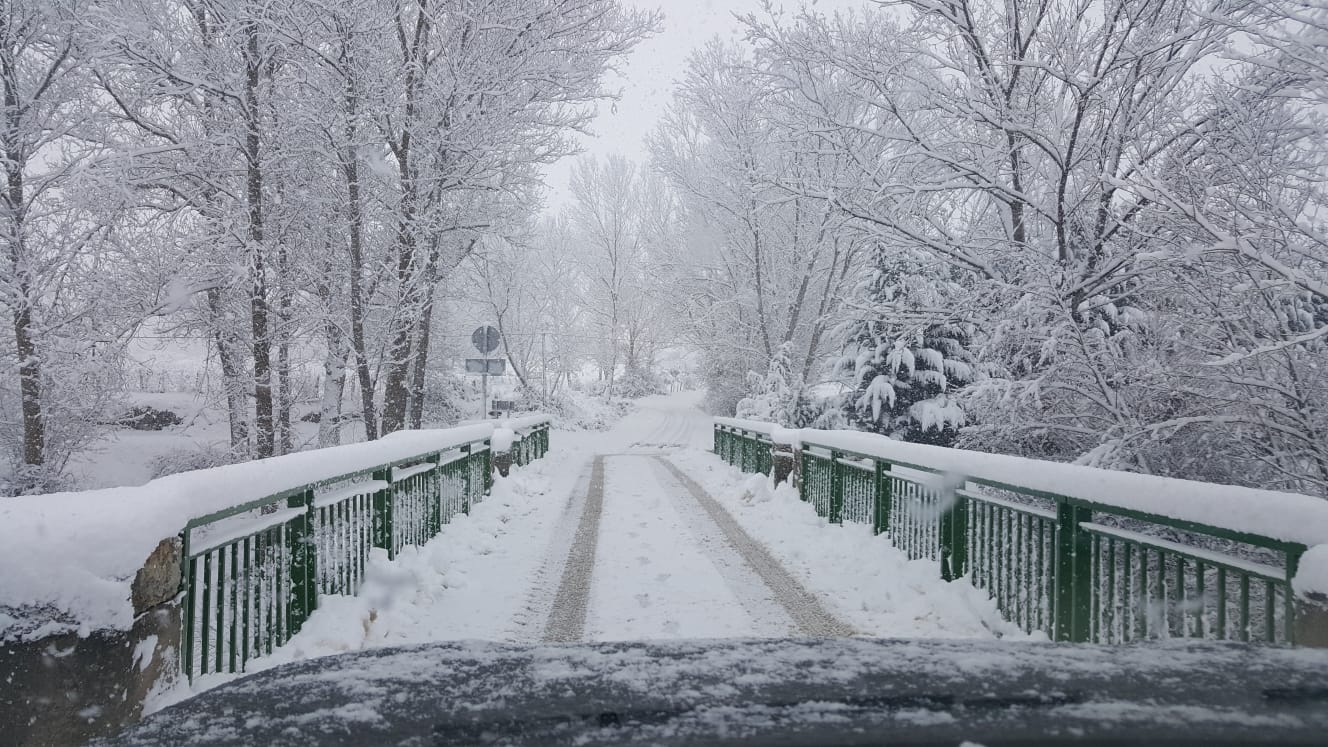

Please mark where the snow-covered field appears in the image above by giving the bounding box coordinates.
[149,391,1020,712]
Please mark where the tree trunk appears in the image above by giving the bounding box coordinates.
[275,241,293,454]
[12,291,43,472]
[276,337,292,454]
[407,307,433,429]
[243,15,275,459]
[4,151,43,475]
[379,5,429,436]
[318,322,348,447]
[339,76,377,442]
[379,271,418,434]
[207,288,251,456]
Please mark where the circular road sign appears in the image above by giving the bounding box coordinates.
[471,325,500,354]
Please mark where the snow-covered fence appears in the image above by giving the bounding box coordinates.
[180,418,553,681]
[511,417,552,467]
[714,419,1328,646]
[1,418,552,744]
[714,419,774,476]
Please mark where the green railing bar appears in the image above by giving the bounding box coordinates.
[228,542,238,674]
[717,422,1305,646]
[798,439,1305,556]
[873,461,891,535]
[178,424,551,681]
[829,451,844,524]
[241,535,251,669]
[184,554,196,677]
[1081,523,1286,584]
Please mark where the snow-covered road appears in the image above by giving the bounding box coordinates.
[577,454,852,641]
[154,391,1016,712]
[599,390,714,452]
[533,392,1005,644]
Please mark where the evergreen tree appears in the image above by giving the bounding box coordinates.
[838,253,976,446]
[736,343,797,425]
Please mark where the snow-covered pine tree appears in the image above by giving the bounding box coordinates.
[837,253,976,446]
[736,343,795,425]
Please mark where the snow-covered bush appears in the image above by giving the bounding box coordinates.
[149,444,236,479]
[735,344,822,427]
[418,372,475,427]
[701,347,751,416]
[616,363,663,399]
[115,406,184,431]
[541,389,635,431]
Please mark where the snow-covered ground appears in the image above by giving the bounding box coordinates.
[151,438,595,712]
[668,451,1025,639]
[586,455,799,640]
[147,390,1022,712]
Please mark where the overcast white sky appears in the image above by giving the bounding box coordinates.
[541,0,869,212]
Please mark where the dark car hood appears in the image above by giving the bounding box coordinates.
[103,637,1328,745]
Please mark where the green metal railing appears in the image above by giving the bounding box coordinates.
[715,422,1310,645]
[512,420,551,467]
[179,421,549,680]
[714,422,773,476]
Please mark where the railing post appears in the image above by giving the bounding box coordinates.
[829,450,844,524]
[372,466,394,558]
[1053,501,1093,642]
[940,491,969,582]
[799,444,811,502]
[483,438,493,494]
[873,460,892,536]
[428,451,442,539]
[459,444,473,514]
[772,438,794,485]
[179,529,194,680]
[286,487,317,636]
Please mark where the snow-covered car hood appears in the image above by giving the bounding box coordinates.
[104,637,1328,745]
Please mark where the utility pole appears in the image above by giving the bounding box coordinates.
[469,325,501,420]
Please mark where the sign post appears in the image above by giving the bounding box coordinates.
[469,326,501,419]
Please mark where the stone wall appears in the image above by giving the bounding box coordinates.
[0,538,182,746]
[1297,593,1328,648]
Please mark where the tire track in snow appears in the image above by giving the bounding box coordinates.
[511,458,592,642]
[541,457,605,643]
[585,455,790,640]
[654,457,857,638]
[644,459,802,637]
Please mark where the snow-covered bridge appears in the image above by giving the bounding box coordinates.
[4,392,1328,744]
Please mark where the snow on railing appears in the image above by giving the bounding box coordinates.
[713,418,775,476]
[178,417,552,680]
[714,418,1328,646]
[0,417,553,672]
[494,415,552,468]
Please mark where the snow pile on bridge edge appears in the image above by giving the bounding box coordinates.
[0,425,495,642]
[716,418,1328,550]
